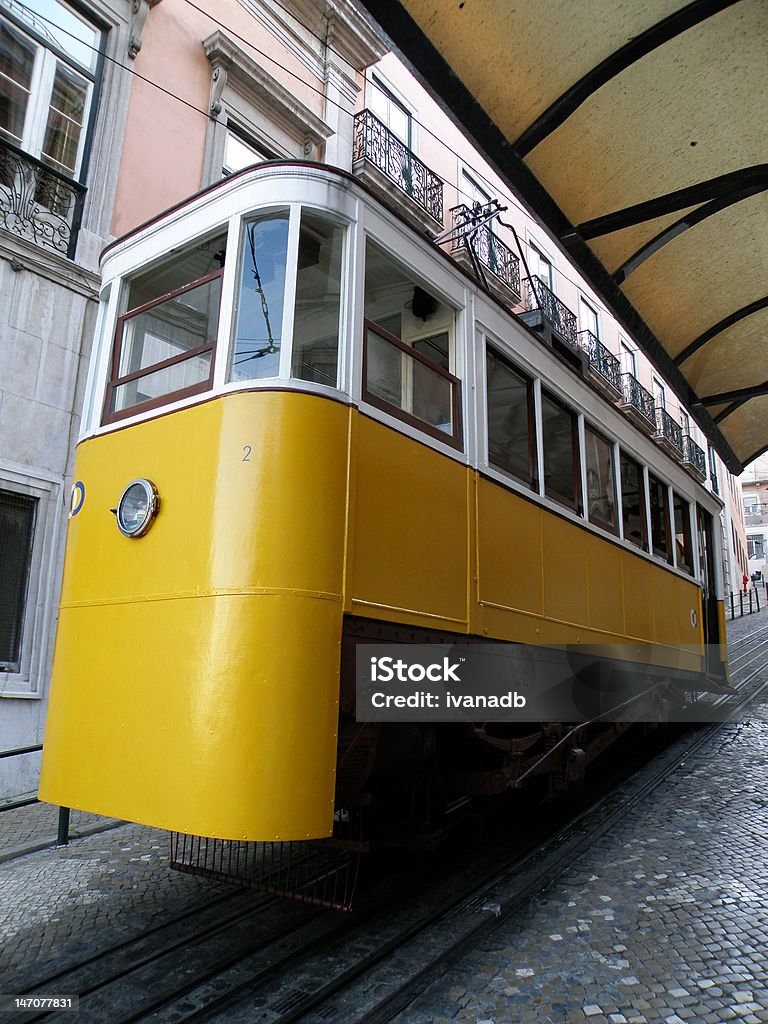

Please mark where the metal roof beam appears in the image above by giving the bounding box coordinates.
[571,165,768,241]
[514,0,740,158]
[614,183,768,284]
[696,382,768,407]
[674,295,768,366]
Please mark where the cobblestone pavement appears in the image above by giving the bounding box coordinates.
[0,820,230,988]
[393,626,768,1023]
[0,801,119,862]
[1,616,767,1023]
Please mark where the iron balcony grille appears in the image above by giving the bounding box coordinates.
[0,138,86,259]
[620,373,656,429]
[655,406,683,456]
[578,330,621,393]
[450,204,521,296]
[524,276,578,351]
[681,434,706,478]
[353,109,444,224]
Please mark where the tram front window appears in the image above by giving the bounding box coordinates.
[104,232,226,422]
[362,240,461,448]
[292,212,344,388]
[229,212,289,382]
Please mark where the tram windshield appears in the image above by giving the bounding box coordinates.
[229,208,345,388]
[104,232,226,422]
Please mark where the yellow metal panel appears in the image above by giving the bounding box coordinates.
[349,415,469,629]
[674,575,703,652]
[476,478,543,617]
[40,392,349,839]
[585,532,624,637]
[541,513,588,628]
[620,551,654,642]
[652,568,681,648]
[41,594,340,839]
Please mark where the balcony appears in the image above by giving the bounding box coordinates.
[353,110,443,233]
[620,374,656,433]
[449,203,521,301]
[520,276,586,372]
[0,139,86,259]
[654,407,683,458]
[681,434,706,480]
[578,330,621,401]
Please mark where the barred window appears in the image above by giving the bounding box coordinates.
[0,489,37,672]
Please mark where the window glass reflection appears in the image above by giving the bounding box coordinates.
[649,473,671,562]
[585,425,616,532]
[229,212,289,381]
[674,493,693,574]
[542,390,580,511]
[292,211,344,388]
[486,347,536,488]
[620,451,646,549]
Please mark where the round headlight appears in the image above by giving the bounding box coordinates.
[116,479,159,537]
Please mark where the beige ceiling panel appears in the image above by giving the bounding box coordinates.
[589,205,700,275]
[524,1,766,225]
[400,0,685,141]
[683,311,768,398]
[619,192,768,357]
[720,397,768,465]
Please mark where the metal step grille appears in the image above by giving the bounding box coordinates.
[169,832,361,911]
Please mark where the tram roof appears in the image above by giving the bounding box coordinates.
[358,0,767,473]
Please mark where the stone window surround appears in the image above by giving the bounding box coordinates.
[0,464,63,700]
[201,29,333,185]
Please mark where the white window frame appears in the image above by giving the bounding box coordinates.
[619,339,636,378]
[366,70,416,151]
[579,295,600,339]
[0,2,100,180]
[743,492,759,516]
[527,238,554,293]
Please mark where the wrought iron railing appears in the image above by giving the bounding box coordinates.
[681,434,706,477]
[655,407,683,455]
[621,373,655,425]
[0,139,86,258]
[353,110,443,224]
[450,204,520,296]
[578,330,621,392]
[524,276,578,350]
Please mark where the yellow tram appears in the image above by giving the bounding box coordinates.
[40,163,727,852]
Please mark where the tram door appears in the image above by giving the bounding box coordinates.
[696,505,720,673]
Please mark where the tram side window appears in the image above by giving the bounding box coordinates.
[648,473,672,563]
[485,346,537,489]
[363,241,461,448]
[292,212,345,388]
[584,424,617,534]
[541,390,581,513]
[229,212,290,382]
[104,232,227,421]
[619,450,647,550]
[673,492,694,575]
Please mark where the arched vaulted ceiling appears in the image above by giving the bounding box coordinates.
[358,0,767,472]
